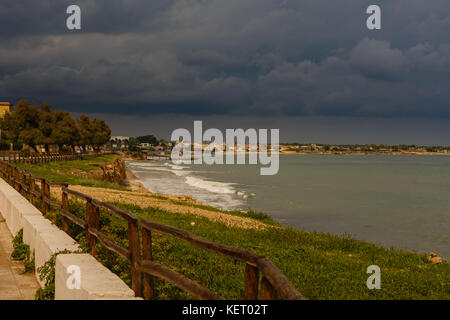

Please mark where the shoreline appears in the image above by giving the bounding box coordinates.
[124,164,203,204]
[124,165,150,193]
[124,159,247,211]
[124,159,246,212]
[11,153,449,299]
[122,156,449,260]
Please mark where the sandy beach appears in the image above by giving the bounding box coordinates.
[49,165,269,230]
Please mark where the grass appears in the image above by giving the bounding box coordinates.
[45,199,449,300]
[15,154,127,190]
[15,156,450,299]
[115,203,449,300]
[129,192,281,226]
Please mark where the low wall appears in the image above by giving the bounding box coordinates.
[55,254,137,300]
[0,177,140,300]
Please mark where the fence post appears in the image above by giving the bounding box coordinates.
[41,179,49,215]
[244,264,259,300]
[9,165,13,185]
[128,220,142,297]
[21,171,26,196]
[29,176,35,205]
[14,167,20,191]
[260,277,277,300]
[142,227,154,300]
[7,164,11,184]
[87,202,99,256]
[61,189,70,234]
[86,199,93,248]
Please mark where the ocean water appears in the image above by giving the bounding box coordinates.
[126,154,450,259]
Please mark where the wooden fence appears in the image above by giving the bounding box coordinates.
[0,151,114,164]
[0,159,306,300]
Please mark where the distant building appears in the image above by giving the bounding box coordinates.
[111,136,130,141]
[0,102,12,118]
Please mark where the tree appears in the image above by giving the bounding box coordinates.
[76,115,111,151]
[77,114,94,150]
[136,135,158,145]
[0,100,42,152]
[0,101,111,152]
[39,102,55,152]
[52,110,80,152]
[91,118,111,151]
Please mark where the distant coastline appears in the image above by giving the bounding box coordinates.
[125,150,450,161]
[279,150,450,155]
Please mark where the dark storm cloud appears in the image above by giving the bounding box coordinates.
[1,0,450,118]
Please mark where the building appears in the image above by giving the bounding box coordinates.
[139,143,151,148]
[0,102,12,117]
[111,136,130,141]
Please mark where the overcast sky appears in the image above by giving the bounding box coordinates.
[1,0,450,144]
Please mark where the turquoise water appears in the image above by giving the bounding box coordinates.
[127,154,450,259]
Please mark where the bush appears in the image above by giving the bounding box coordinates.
[11,229,34,274]
[35,250,73,300]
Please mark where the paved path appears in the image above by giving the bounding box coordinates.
[0,214,40,300]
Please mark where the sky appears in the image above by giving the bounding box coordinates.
[1,0,450,144]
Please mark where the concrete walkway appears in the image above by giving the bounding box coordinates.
[0,214,40,300]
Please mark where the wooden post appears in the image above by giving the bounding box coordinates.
[128,220,142,297]
[261,276,277,300]
[41,179,49,215]
[61,190,70,234]
[142,227,154,300]
[7,165,11,184]
[14,167,19,191]
[244,263,259,300]
[86,199,93,248]
[29,176,35,205]
[88,203,99,256]
[21,171,26,196]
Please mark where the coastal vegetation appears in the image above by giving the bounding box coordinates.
[0,100,111,152]
[11,229,35,274]
[15,155,450,300]
[15,154,125,190]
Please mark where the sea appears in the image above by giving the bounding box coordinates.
[126,154,450,259]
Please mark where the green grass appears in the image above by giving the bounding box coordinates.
[129,192,281,226]
[115,203,449,300]
[15,154,127,190]
[16,156,450,299]
[46,199,449,300]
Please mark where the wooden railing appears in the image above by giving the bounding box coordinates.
[139,219,306,300]
[0,159,306,300]
[0,151,114,164]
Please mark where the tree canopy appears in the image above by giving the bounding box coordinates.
[0,100,111,152]
[136,135,158,145]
